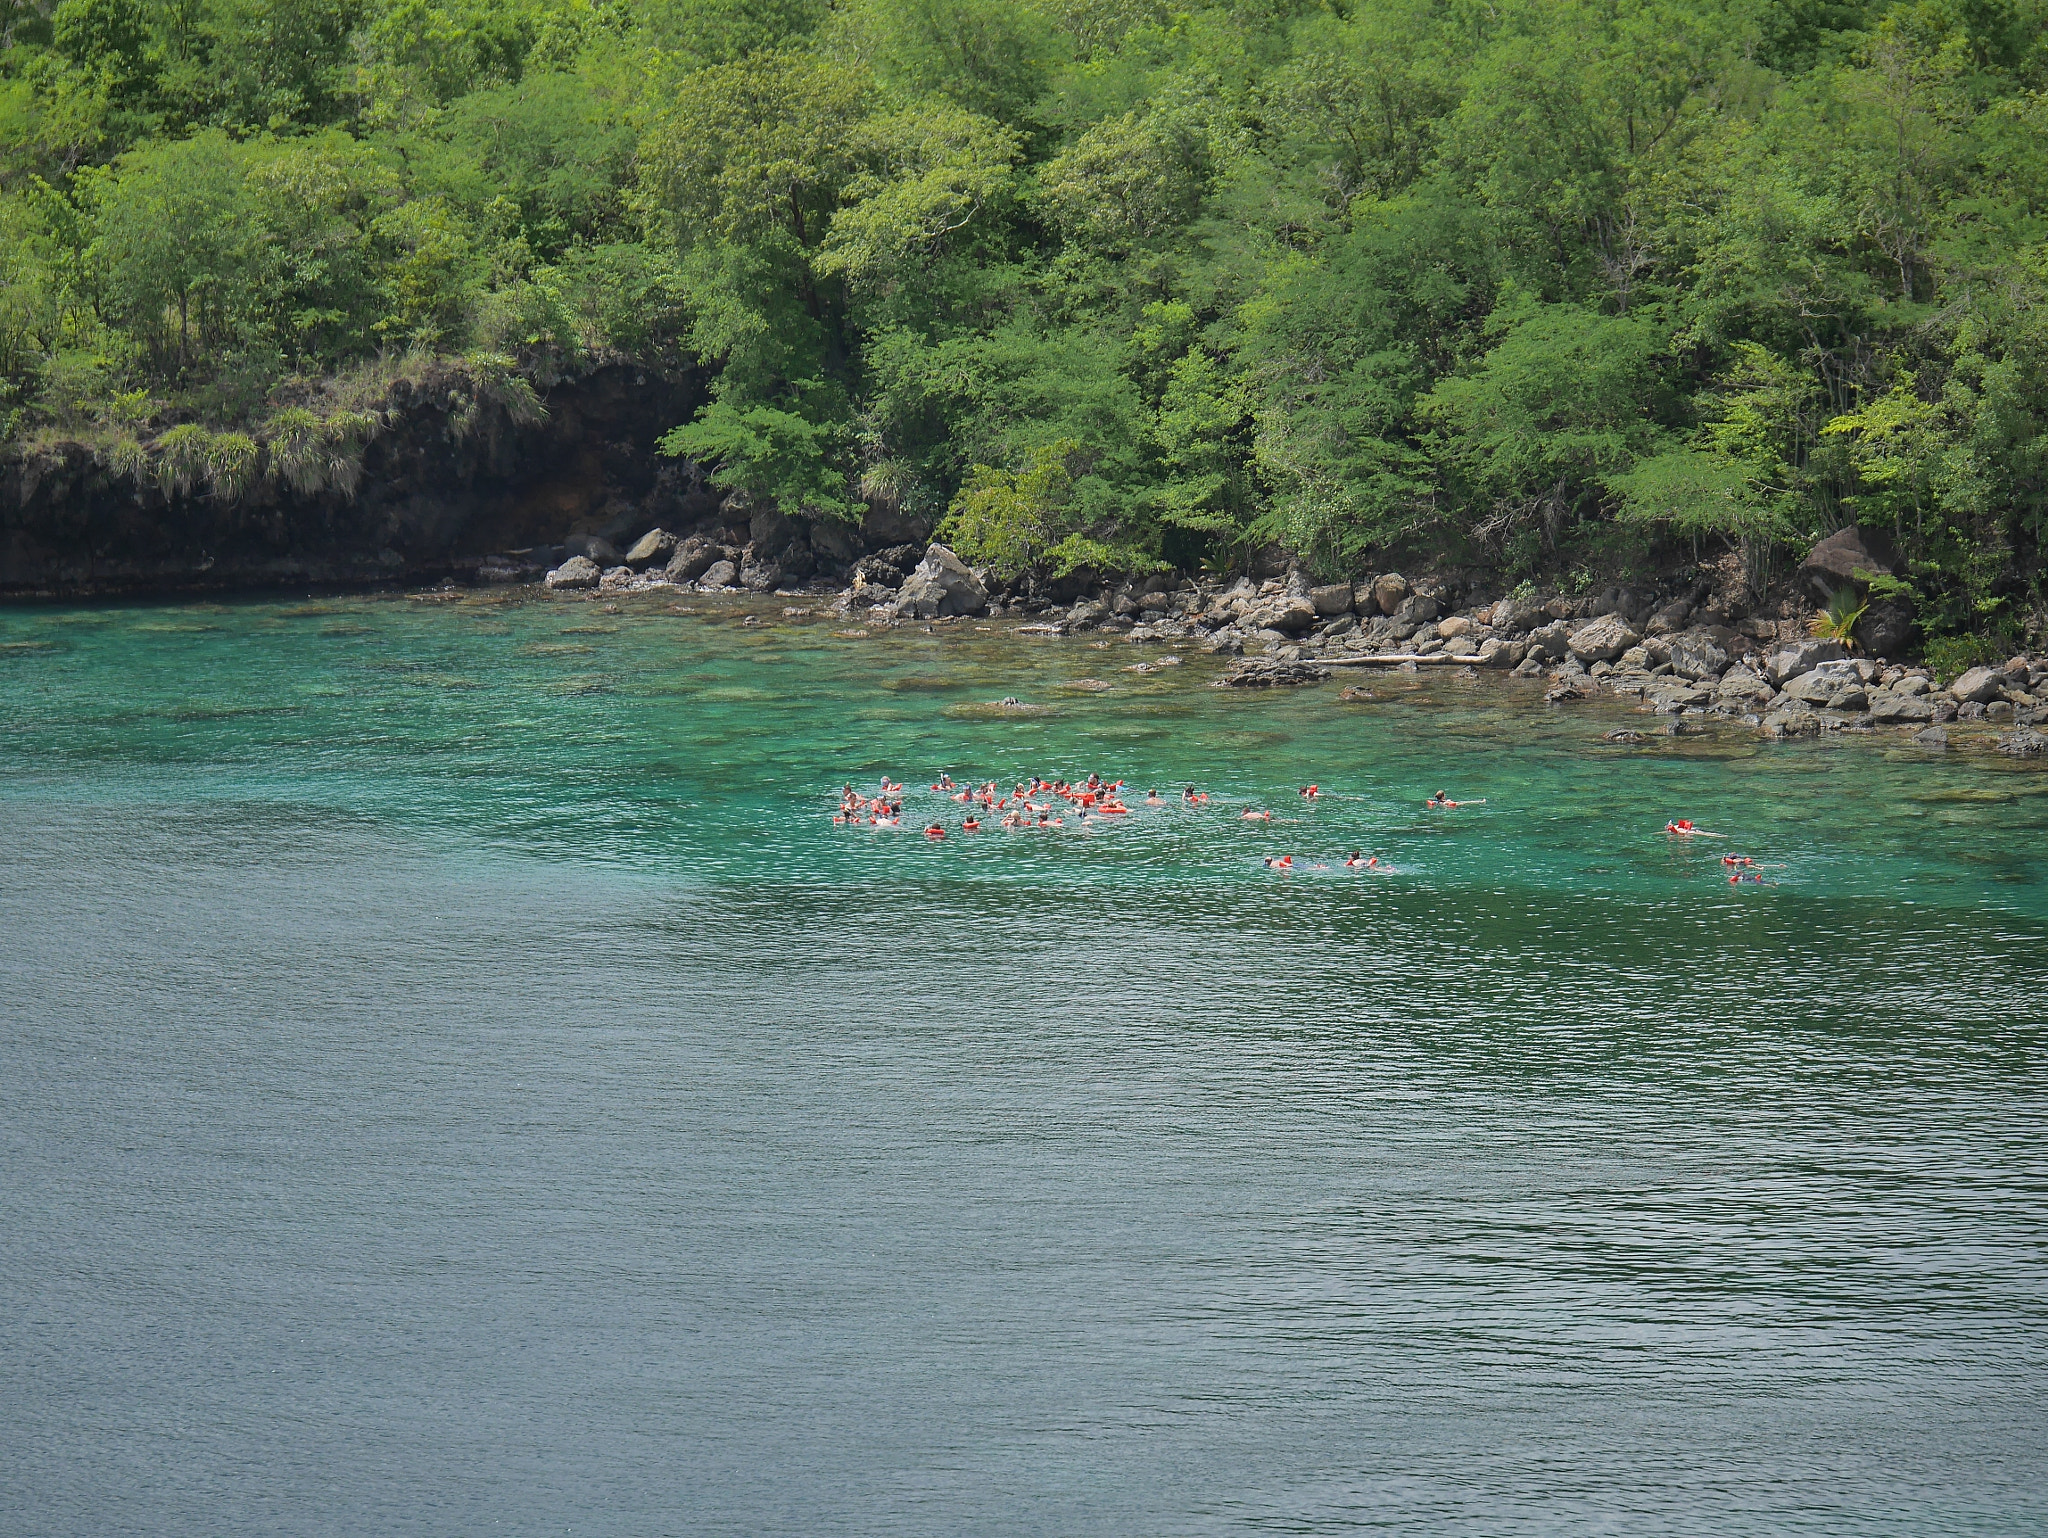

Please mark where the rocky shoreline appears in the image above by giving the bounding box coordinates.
[520,524,2047,763]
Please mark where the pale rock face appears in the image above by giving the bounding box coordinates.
[1665,630,1729,681]
[1949,665,2006,704]
[1566,614,1640,663]
[1371,573,1410,616]
[1309,583,1355,617]
[1438,615,1475,639]
[623,528,676,568]
[893,544,989,619]
[543,555,601,590]
[1766,639,1847,686]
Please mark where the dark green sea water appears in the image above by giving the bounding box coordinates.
[3,590,2045,1535]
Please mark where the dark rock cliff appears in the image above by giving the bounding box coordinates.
[0,363,717,596]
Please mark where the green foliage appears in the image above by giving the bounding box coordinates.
[660,396,858,519]
[1809,583,1870,645]
[0,0,2037,633]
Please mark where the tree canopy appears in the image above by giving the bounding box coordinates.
[2,0,2045,641]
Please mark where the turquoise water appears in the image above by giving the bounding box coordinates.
[3,590,2046,1535]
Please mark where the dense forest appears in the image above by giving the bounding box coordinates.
[2,0,2045,650]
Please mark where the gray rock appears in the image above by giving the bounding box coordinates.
[741,555,783,592]
[1370,573,1410,616]
[562,534,621,565]
[1862,599,1913,656]
[1780,662,1868,710]
[1214,657,1331,688]
[807,517,861,564]
[698,559,738,588]
[749,506,799,556]
[1766,638,1847,686]
[1525,619,1574,661]
[1647,681,1713,711]
[1762,704,1824,737]
[1799,525,1892,601]
[665,539,717,582]
[624,528,676,568]
[1309,583,1355,617]
[1488,593,1544,635]
[1666,629,1729,681]
[1949,665,2006,704]
[1567,613,1640,663]
[1645,599,1691,636]
[1913,725,1950,750]
[895,543,989,619]
[1245,596,1319,634]
[543,555,602,590]
[1068,598,1109,630]
[1475,637,1514,667]
[1997,727,2048,758]
[1715,667,1771,701]
[1393,592,1439,625]
[1868,691,1935,723]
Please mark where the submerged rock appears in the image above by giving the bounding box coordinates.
[1215,657,1330,688]
[1998,727,2048,758]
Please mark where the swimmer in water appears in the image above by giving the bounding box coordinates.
[1301,785,1319,800]
[1145,789,1166,807]
[962,816,981,831]
[925,823,946,839]
[1241,807,1270,821]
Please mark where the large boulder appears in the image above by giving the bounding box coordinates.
[1766,638,1847,686]
[543,555,601,590]
[740,554,783,591]
[1644,598,1692,637]
[1215,657,1331,688]
[1393,592,1438,625]
[1869,690,1936,723]
[623,528,676,569]
[1236,593,1318,630]
[698,558,738,588]
[562,534,620,565]
[1567,613,1640,663]
[1370,573,1411,616]
[1780,661,1868,710]
[1715,667,1774,703]
[1861,599,1913,657]
[1525,619,1575,662]
[1799,526,1893,601]
[1488,593,1544,636]
[1309,582,1355,618]
[808,517,860,564]
[1949,665,2006,704]
[1068,597,1109,630]
[1666,629,1729,681]
[748,505,799,557]
[1998,727,2048,758]
[894,543,989,619]
[665,539,718,582]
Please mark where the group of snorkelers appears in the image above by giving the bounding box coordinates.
[833,775,1783,886]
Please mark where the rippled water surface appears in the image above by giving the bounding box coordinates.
[3,591,2046,1535]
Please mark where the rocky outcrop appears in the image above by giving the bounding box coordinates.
[1215,657,1331,687]
[1568,614,1639,663]
[1799,526,1893,599]
[894,544,988,619]
[1,361,714,596]
[1949,666,2006,704]
[544,555,601,590]
[1766,639,1847,686]
[623,528,675,568]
